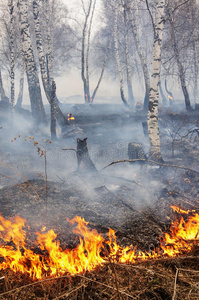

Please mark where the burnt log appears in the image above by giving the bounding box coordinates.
[76,138,97,173]
[128,142,147,164]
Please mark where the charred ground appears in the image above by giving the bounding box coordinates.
[0,104,199,299]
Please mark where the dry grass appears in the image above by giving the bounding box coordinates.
[0,255,199,299]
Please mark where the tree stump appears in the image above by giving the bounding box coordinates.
[76,138,97,173]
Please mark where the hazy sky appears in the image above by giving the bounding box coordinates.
[54,0,123,103]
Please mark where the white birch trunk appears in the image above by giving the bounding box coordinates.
[16,49,24,108]
[51,80,57,140]
[9,0,15,108]
[0,69,6,102]
[85,0,96,103]
[123,0,134,105]
[114,7,128,106]
[43,0,54,85]
[81,0,92,103]
[18,0,46,124]
[33,0,68,127]
[193,40,199,103]
[147,0,166,162]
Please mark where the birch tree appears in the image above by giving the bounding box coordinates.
[81,0,92,103]
[0,69,6,102]
[43,0,54,85]
[123,0,134,105]
[147,0,166,162]
[78,0,112,104]
[127,0,150,110]
[8,0,15,107]
[50,80,57,140]
[32,0,68,127]
[18,0,46,124]
[15,48,24,108]
[113,5,128,106]
[167,1,191,111]
[91,35,112,102]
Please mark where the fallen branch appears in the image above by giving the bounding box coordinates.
[101,159,199,175]
[62,148,77,153]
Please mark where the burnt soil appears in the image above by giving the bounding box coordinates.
[0,104,199,299]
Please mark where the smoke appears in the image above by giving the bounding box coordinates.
[1,101,196,232]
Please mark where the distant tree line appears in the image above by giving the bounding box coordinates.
[0,0,197,160]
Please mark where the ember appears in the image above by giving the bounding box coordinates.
[67,113,75,121]
[0,207,198,280]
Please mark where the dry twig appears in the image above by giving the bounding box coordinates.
[172,268,179,300]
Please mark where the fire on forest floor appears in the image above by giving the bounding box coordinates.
[0,254,199,299]
[0,206,199,299]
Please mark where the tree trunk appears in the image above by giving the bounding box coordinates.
[114,7,128,107]
[32,0,68,127]
[0,69,6,102]
[51,81,57,141]
[18,0,46,124]
[81,0,92,104]
[147,0,166,163]
[91,35,112,102]
[165,79,174,107]
[159,81,167,106]
[43,0,54,85]
[85,0,96,103]
[76,138,97,173]
[193,40,199,104]
[16,50,24,108]
[123,0,134,106]
[168,8,191,111]
[127,0,150,110]
[9,0,15,108]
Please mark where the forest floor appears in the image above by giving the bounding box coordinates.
[0,103,199,299]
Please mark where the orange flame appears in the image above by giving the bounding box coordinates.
[68,113,75,121]
[0,207,199,279]
[168,95,173,101]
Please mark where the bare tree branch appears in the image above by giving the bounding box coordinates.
[101,159,199,176]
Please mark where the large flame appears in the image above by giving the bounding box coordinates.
[0,206,198,280]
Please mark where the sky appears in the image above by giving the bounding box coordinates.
[55,0,117,103]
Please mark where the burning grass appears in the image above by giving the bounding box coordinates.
[0,207,199,299]
[0,256,199,299]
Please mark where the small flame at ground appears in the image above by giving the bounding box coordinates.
[0,206,198,279]
[68,113,75,121]
[168,95,173,101]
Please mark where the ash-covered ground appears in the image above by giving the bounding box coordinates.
[0,103,199,250]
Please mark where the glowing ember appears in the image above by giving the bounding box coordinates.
[68,113,75,121]
[168,95,173,101]
[136,102,143,111]
[0,207,198,279]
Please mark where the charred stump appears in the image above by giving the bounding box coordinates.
[128,143,147,164]
[76,138,97,173]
